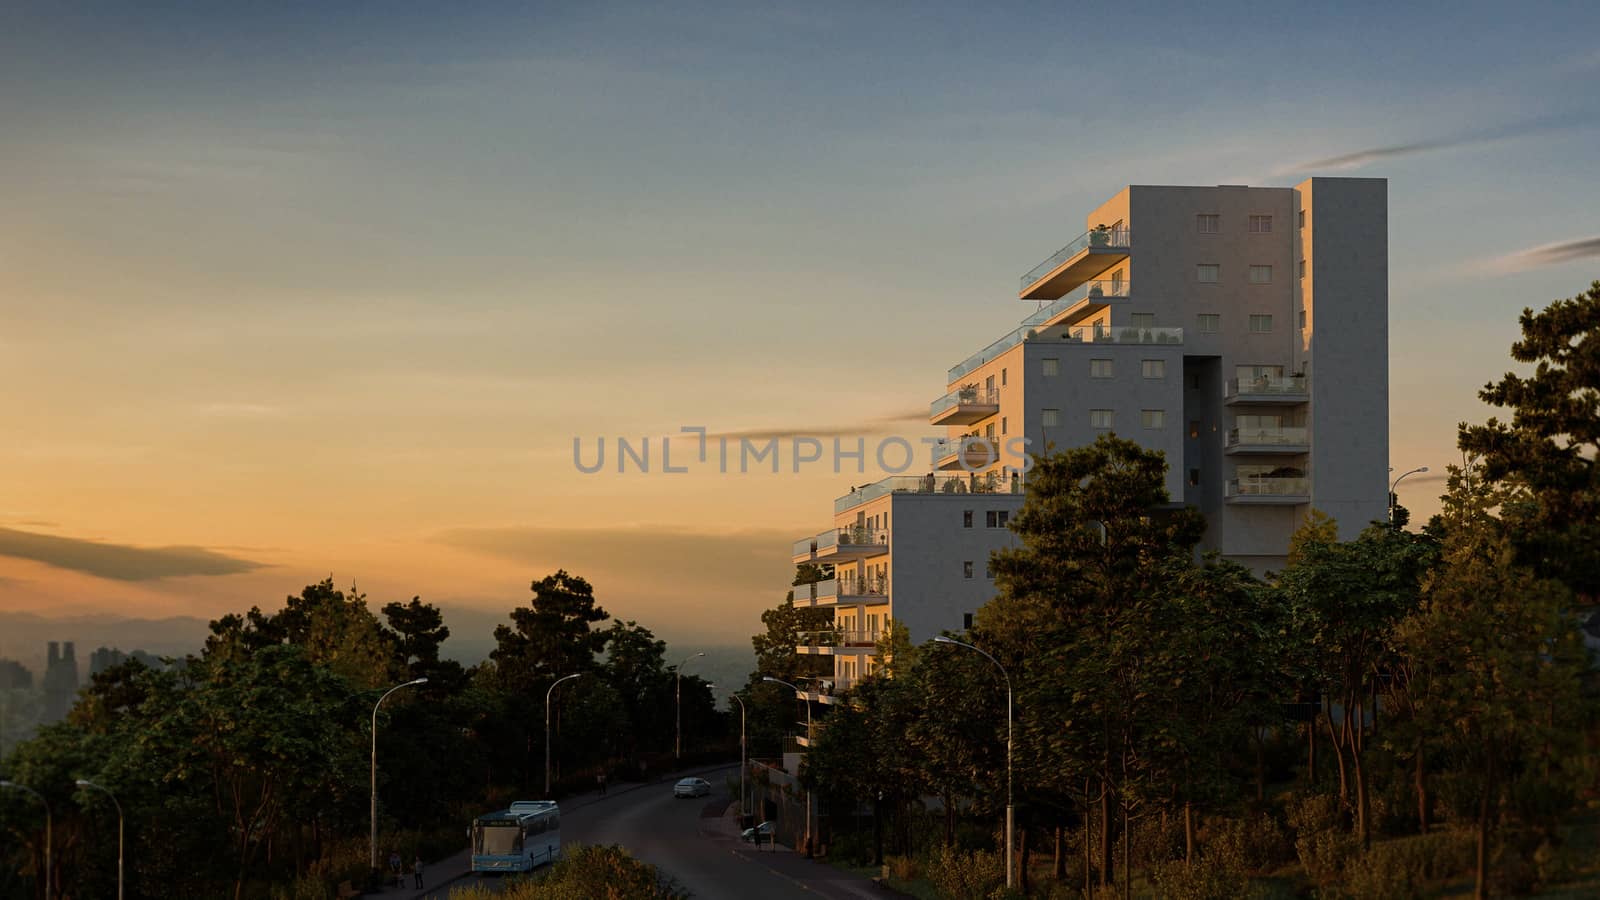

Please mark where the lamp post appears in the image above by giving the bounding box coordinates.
[545,673,582,796]
[725,689,748,819]
[764,676,813,855]
[370,677,427,872]
[933,635,1015,891]
[1,780,50,898]
[1389,466,1429,520]
[675,651,704,762]
[74,779,121,900]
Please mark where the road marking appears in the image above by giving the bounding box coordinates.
[729,846,817,894]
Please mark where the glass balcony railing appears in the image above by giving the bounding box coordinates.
[796,628,882,648]
[929,387,1000,419]
[1226,476,1311,497]
[1226,426,1309,447]
[1226,374,1310,398]
[1064,325,1183,344]
[1020,227,1132,290]
[792,537,816,558]
[817,526,887,550]
[834,574,888,598]
[947,316,1174,382]
[836,471,1023,513]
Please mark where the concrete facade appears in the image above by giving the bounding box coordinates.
[785,178,1389,706]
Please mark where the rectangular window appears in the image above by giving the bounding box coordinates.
[986,510,998,528]
[985,375,995,393]
[1142,409,1165,429]
[963,613,974,630]
[1249,265,1272,284]
[1198,313,1220,333]
[1189,419,1201,439]
[963,561,974,579]
[984,563,993,579]
[985,422,995,439]
[1197,264,1219,283]
[1197,214,1219,233]
[1236,364,1284,380]
[1042,358,1059,377]
[1131,312,1155,328]
[1001,368,1007,386]
[1041,408,1060,427]
[1249,314,1273,333]
[1299,310,1307,329]
[1298,209,1306,228]
[1249,215,1272,233]
[1142,359,1165,379]
[1189,468,1201,486]
[1091,409,1114,429]
[1001,416,1007,435]
[997,510,1009,527]
[1090,358,1113,378]
[963,510,973,528]
[1298,259,1306,278]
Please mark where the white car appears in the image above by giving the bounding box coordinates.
[741,821,775,843]
[673,777,712,798]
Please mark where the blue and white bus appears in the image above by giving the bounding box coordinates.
[470,800,561,873]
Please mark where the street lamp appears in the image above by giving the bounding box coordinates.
[75,779,122,900]
[369,677,427,872]
[764,676,813,856]
[1,780,50,898]
[933,635,1015,891]
[1389,466,1430,520]
[724,688,748,819]
[675,651,704,762]
[545,673,583,796]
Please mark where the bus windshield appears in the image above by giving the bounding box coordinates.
[475,822,521,856]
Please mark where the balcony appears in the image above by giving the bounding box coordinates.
[1226,374,1310,405]
[1019,277,1132,329]
[796,628,882,655]
[800,676,858,705]
[1226,475,1311,505]
[1020,227,1131,300]
[1225,426,1310,455]
[794,527,888,564]
[816,574,889,607]
[835,471,1022,514]
[1064,325,1183,345]
[935,435,1002,471]
[930,387,1000,426]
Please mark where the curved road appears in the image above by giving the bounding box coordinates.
[428,765,878,899]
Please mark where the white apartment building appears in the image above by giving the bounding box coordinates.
[784,178,1389,718]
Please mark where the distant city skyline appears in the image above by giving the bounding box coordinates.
[3,2,1598,637]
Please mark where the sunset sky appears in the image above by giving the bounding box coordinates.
[2,1,1598,646]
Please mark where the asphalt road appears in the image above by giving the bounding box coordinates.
[427,765,879,900]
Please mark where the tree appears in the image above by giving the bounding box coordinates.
[206,578,397,689]
[490,570,611,691]
[1459,279,1600,601]
[383,596,466,688]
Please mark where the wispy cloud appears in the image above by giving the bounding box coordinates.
[1271,116,1580,176]
[1488,236,1600,272]
[698,408,930,443]
[0,528,265,581]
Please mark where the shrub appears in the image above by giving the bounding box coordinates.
[1285,792,1356,884]
[445,844,686,899]
[1149,824,1251,900]
[1209,812,1295,873]
[1337,831,1476,899]
[926,844,1004,900]
[885,854,919,881]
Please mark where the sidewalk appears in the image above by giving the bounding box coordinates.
[381,762,738,899]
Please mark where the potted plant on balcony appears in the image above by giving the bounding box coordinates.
[958,383,978,403]
[1089,224,1111,248]
[1088,281,1105,298]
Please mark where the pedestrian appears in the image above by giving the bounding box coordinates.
[598,772,608,795]
[413,854,424,889]
[388,850,402,887]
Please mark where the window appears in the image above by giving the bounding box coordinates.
[1142,409,1165,429]
[1197,264,1219,283]
[1299,310,1307,329]
[986,510,998,527]
[998,510,1010,527]
[1298,259,1306,278]
[985,563,993,579]
[1198,313,1220,333]
[963,613,974,630]
[963,561,974,579]
[1001,368,1007,386]
[985,375,995,393]
[1141,359,1165,379]
[1131,312,1156,328]
[1249,265,1272,284]
[1189,419,1201,439]
[1110,269,1124,294]
[1197,214,1219,233]
[1189,468,1201,486]
[1001,416,1007,435]
[1298,209,1306,228]
[1090,358,1113,378]
[1091,409,1114,429]
[985,422,995,439]
[1249,215,1272,233]
[963,510,973,528]
[1042,358,1059,377]
[1249,314,1274,333]
[1042,408,1061,427]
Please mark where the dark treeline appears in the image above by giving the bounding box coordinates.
[774,281,1600,898]
[0,570,730,899]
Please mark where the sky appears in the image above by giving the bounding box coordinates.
[1,0,1598,647]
